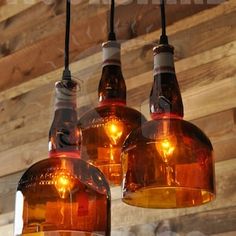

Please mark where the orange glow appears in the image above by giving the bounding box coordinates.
[104,118,124,145]
[53,160,75,199]
[53,170,74,199]
[157,138,175,161]
[53,170,75,199]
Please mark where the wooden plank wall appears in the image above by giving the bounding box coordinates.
[0,0,236,235]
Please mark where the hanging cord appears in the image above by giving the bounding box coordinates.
[159,0,168,44]
[108,0,116,40]
[63,0,71,80]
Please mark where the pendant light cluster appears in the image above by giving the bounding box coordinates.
[14,1,216,235]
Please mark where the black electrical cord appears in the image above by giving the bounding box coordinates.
[159,0,168,45]
[108,0,116,41]
[63,0,71,80]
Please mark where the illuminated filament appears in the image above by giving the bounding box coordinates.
[104,118,124,145]
[156,138,176,163]
[155,136,177,186]
[53,170,75,199]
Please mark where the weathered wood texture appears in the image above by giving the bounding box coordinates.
[0,0,39,22]
[113,207,236,235]
[0,0,235,235]
[1,0,235,101]
[0,1,218,92]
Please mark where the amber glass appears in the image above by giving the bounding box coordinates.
[14,80,111,235]
[78,41,146,186]
[98,64,126,103]
[121,44,215,208]
[79,104,146,186]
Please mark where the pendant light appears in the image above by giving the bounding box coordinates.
[78,0,146,186]
[14,1,111,235]
[121,0,215,208]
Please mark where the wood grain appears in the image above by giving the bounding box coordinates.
[0,0,109,57]
[0,1,224,92]
[0,0,235,102]
[114,207,236,235]
[0,1,215,58]
[0,0,39,22]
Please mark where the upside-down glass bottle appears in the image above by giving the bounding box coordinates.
[121,1,215,208]
[14,1,111,235]
[78,0,146,186]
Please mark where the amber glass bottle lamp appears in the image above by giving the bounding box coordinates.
[78,0,146,186]
[121,1,215,208]
[14,1,111,235]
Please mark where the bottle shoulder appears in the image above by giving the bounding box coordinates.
[17,157,110,196]
[123,118,213,150]
[78,105,147,128]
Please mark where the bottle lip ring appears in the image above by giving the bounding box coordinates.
[153,44,174,55]
[102,40,121,49]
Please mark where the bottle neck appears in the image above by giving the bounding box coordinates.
[49,80,81,158]
[98,41,126,106]
[150,44,184,120]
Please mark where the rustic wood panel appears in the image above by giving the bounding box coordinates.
[0,0,224,92]
[0,12,107,91]
[0,1,216,58]
[112,207,236,235]
[0,0,39,22]
[0,0,234,102]
[0,0,109,57]
[0,158,235,235]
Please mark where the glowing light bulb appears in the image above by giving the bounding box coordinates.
[161,139,175,158]
[53,170,75,199]
[155,135,177,186]
[104,118,124,145]
[156,137,176,163]
[53,160,75,199]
